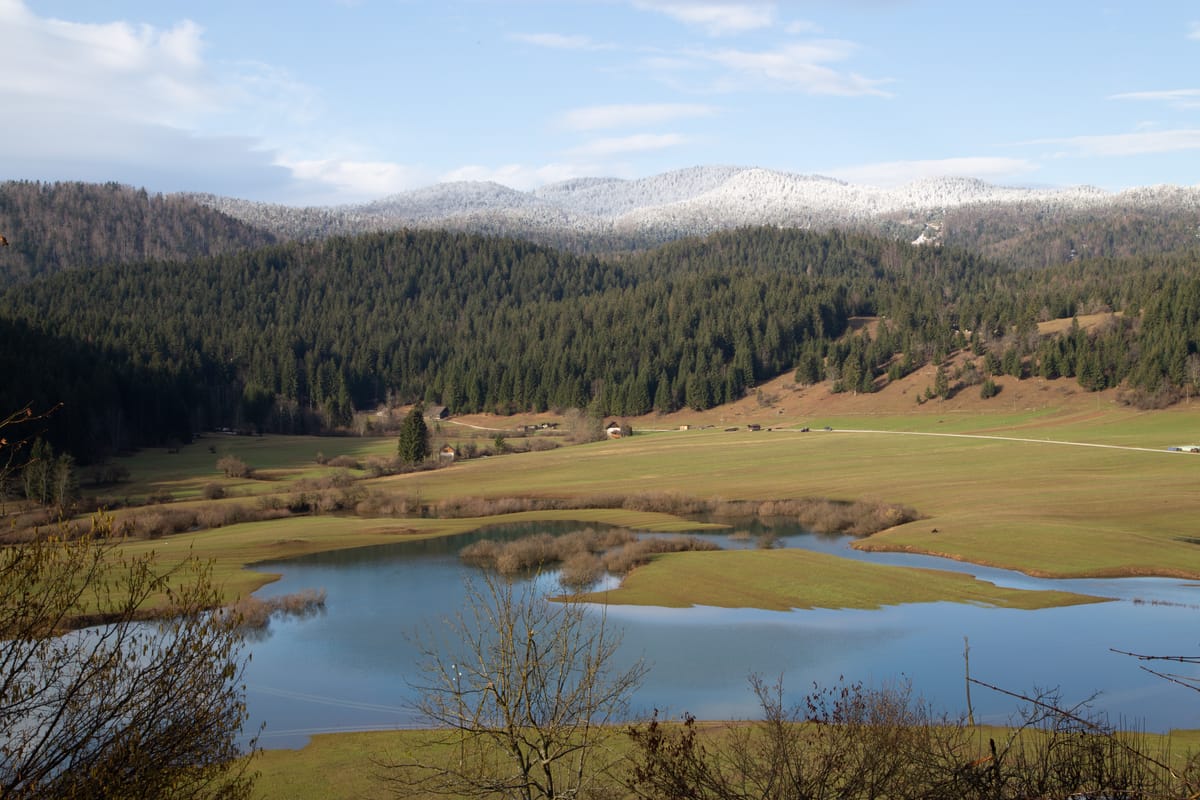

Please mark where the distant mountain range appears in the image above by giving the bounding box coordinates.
[3,169,1198,284]
[186,166,1200,256]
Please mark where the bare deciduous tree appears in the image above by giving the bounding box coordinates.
[382,572,646,799]
[0,408,256,799]
[0,527,257,799]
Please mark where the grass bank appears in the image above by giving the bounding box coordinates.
[581,548,1107,610]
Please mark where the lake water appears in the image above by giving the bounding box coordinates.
[244,520,1200,749]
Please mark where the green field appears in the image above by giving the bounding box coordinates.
[95,403,1200,611]
[584,548,1107,610]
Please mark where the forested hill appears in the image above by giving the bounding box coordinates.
[0,181,277,284]
[935,201,1200,269]
[3,225,1200,461]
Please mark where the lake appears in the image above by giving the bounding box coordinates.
[243,520,1200,749]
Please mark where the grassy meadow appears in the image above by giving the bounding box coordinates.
[86,390,1200,612]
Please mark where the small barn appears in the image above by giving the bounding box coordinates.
[605,422,625,439]
[424,405,449,422]
[439,445,458,461]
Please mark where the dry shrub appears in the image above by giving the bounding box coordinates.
[202,483,226,500]
[420,493,916,538]
[355,490,421,517]
[195,503,250,529]
[753,498,918,537]
[559,551,605,590]
[631,677,1200,800]
[1117,385,1180,410]
[459,539,502,568]
[434,496,556,518]
[602,536,719,575]
[756,532,780,549]
[227,588,327,633]
[256,495,283,511]
[130,508,199,538]
[315,490,343,513]
[460,528,638,576]
[326,455,362,469]
[215,455,251,478]
[619,492,712,516]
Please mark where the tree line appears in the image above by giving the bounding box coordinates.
[3,223,1200,462]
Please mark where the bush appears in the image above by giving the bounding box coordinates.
[83,462,130,486]
[226,588,327,634]
[216,455,251,478]
[559,551,605,590]
[326,455,361,470]
[202,483,227,500]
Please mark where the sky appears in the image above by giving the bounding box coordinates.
[3,0,1199,206]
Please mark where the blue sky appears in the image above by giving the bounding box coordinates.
[3,0,1199,205]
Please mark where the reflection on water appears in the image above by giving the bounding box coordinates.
[246,520,1200,749]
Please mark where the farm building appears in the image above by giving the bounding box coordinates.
[605,421,630,439]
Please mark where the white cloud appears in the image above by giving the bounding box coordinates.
[281,157,432,203]
[1189,21,1200,40]
[1111,89,1200,110]
[568,133,687,157]
[0,0,416,207]
[785,20,821,35]
[0,1,217,127]
[632,1,775,36]
[701,41,891,95]
[828,157,1039,187]
[559,103,718,131]
[509,32,612,51]
[0,1,360,204]
[1037,130,1200,158]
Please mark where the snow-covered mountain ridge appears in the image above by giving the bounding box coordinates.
[188,166,1200,246]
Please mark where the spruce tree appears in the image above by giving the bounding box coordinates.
[398,406,431,465]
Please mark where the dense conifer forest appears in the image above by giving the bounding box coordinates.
[3,185,1200,463]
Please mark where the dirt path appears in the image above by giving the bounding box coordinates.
[800,427,1171,454]
[441,418,510,432]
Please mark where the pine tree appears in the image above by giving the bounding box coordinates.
[397,405,431,465]
[934,365,950,399]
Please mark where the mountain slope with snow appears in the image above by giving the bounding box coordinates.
[186,167,1200,259]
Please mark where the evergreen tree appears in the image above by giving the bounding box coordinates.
[933,365,950,399]
[397,406,431,465]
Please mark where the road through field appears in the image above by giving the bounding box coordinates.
[804,427,1172,454]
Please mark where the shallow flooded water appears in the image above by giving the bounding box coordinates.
[244,520,1200,748]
